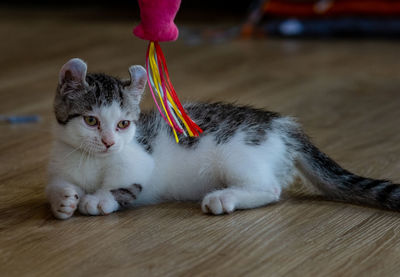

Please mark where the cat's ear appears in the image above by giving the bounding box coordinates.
[59,58,88,88]
[124,65,147,104]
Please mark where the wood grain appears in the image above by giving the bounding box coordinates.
[1,9,400,277]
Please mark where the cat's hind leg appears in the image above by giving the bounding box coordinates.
[202,135,291,215]
[201,186,281,215]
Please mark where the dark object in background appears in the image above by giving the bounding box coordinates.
[0,1,250,22]
[242,0,400,38]
[265,18,400,38]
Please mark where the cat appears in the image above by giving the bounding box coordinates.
[46,58,399,219]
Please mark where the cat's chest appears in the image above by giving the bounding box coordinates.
[55,144,154,193]
[63,154,106,192]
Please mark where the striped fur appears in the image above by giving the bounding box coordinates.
[277,120,400,210]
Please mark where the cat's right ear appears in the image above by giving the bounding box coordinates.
[59,58,88,90]
[124,65,147,104]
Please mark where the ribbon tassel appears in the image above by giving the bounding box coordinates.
[145,41,203,143]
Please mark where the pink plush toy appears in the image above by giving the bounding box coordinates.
[133,0,202,142]
[133,0,180,42]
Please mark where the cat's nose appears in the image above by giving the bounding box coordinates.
[101,138,115,149]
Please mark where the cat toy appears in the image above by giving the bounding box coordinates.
[133,0,203,143]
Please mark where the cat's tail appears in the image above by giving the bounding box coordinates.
[277,117,400,210]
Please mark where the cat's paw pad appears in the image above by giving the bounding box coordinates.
[201,191,235,215]
[79,193,118,216]
[51,187,79,219]
[111,183,142,208]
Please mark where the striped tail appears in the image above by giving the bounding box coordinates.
[294,133,400,210]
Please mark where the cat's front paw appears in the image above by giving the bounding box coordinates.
[201,190,236,215]
[50,187,80,220]
[78,190,119,216]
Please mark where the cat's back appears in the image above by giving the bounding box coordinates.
[135,102,286,151]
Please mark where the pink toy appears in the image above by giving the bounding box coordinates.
[133,0,202,142]
[133,0,180,42]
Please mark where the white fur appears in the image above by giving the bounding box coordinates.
[141,129,295,214]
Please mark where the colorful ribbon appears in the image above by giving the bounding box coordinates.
[146,41,203,143]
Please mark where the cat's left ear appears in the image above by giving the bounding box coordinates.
[124,65,147,104]
[59,58,88,87]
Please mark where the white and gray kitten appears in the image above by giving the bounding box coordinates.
[47,58,399,219]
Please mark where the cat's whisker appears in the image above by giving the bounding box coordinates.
[87,143,93,159]
[63,141,84,159]
[82,143,91,188]
[78,142,88,170]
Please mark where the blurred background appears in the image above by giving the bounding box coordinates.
[4,0,400,38]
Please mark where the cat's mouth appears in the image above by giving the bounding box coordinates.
[98,147,119,155]
[99,149,112,154]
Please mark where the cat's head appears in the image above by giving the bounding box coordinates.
[54,58,147,155]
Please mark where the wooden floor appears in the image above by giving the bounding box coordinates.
[1,9,400,277]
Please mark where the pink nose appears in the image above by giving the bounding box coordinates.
[101,138,115,149]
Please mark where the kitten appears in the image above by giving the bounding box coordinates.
[46,58,399,219]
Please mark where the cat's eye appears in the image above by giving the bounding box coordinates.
[117,120,130,129]
[83,116,98,127]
